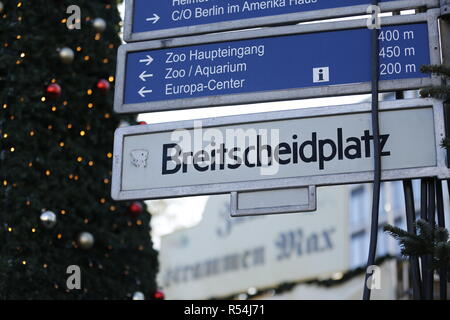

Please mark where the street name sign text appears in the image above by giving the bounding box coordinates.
[111,98,449,201]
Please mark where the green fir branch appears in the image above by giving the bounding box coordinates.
[421,65,450,78]
[384,219,450,273]
[420,86,450,99]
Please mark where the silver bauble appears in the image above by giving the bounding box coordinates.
[92,18,107,33]
[78,232,95,249]
[58,47,75,64]
[0,2,4,14]
[132,291,145,300]
[40,211,57,229]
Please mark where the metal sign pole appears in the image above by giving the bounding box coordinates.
[435,179,447,300]
[403,180,423,299]
[420,179,430,297]
[426,178,436,299]
[438,4,449,300]
[363,0,381,301]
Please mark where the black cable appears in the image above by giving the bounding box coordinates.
[363,0,381,300]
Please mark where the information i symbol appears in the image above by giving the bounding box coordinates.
[313,67,330,83]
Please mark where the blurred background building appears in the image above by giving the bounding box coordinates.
[156,180,450,300]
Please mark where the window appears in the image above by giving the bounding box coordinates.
[349,183,406,268]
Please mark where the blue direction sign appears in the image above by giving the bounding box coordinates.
[115,21,433,113]
[123,0,439,41]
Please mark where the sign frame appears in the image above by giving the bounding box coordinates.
[123,0,439,42]
[115,10,441,114]
[111,98,450,201]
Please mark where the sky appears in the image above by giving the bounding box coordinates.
[116,3,377,249]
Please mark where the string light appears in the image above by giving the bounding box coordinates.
[79,130,86,136]
[77,156,83,163]
[106,152,112,159]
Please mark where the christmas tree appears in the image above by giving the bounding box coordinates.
[0,0,159,299]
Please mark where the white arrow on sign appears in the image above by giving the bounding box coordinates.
[139,71,154,82]
[138,87,153,98]
[146,14,160,24]
[139,55,154,66]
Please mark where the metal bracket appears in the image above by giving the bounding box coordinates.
[442,0,450,17]
[230,186,317,217]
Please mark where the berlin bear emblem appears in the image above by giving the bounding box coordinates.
[130,149,149,168]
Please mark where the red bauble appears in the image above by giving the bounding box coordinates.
[128,202,143,216]
[46,83,62,99]
[96,79,110,93]
[138,121,147,125]
[154,290,165,300]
